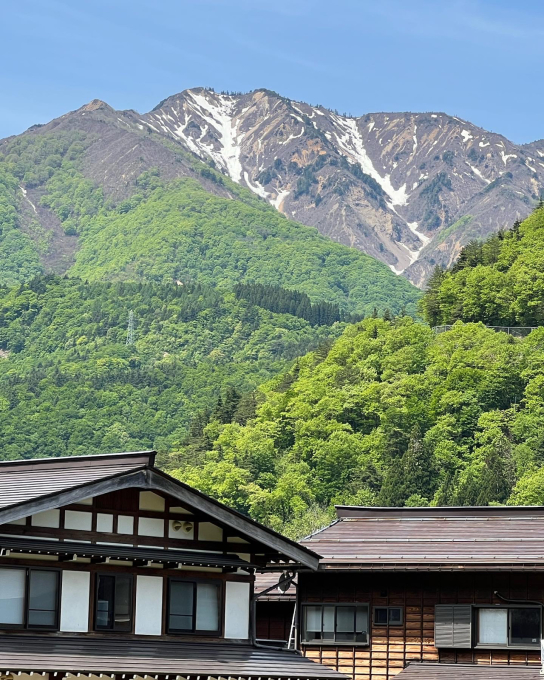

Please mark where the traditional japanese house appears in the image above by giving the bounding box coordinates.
[0,451,345,680]
[256,505,544,679]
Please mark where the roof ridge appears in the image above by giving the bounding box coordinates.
[0,451,156,470]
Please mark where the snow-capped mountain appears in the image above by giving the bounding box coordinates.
[7,88,543,286]
[141,88,544,285]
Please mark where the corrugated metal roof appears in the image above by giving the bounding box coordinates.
[398,663,541,679]
[0,452,154,509]
[0,635,347,679]
[301,507,544,567]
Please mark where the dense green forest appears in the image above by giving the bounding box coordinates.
[0,131,420,315]
[165,317,544,537]
[0,276,341,460]
[421,203,544,326]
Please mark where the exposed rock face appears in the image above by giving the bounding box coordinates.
[6,88,543,286]
[141,88,544,286]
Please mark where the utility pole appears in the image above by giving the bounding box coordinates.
[126,310,134,346]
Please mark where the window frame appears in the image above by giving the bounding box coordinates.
[300,602,370,646]
[94,572,134,633]
[373,606,404,627]
[166,577,222,637]
[0,566,61,631]
[475,605,542,650]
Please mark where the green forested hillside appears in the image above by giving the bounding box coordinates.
[421,204,544,326]
[0,276,339,460]
[0,131,420,315]
[165,317,544,537]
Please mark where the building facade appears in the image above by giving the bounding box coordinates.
[0,451,343,680]
[257,506,544,680]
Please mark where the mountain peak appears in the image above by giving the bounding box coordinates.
[79,99,113,113]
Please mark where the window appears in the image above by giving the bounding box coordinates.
[302,604,368,644]
[374,606,403,626]
[477,607,541,648]
[0,567,59,630]
[168,579,221,635]
[95,574,133,632]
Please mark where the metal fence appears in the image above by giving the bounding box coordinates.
[433,325,538,338]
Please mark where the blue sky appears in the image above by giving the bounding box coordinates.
[2,0,543,143]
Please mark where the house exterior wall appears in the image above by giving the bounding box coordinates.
[298,570,544,680]
[0,487,254,642]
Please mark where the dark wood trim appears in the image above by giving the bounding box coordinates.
[0,522,259,553]
[0,556,253,581]
[0,466,319,569]
[147,469,320,570]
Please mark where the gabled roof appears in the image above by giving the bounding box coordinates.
[301,506,544,570]
[0,451,154,509]
[0,452,320,570]
[398,662,541,679]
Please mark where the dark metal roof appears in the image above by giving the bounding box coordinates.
[0,536,255,569]
[0,635,347,679]
[301,506,544,569]
[398,663,541,679]
[0,452,154,509]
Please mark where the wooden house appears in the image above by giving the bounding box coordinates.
[0,451,345,680]
[256,506,544,679]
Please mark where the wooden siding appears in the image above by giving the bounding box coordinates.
[298,571,544,680]
[256,601,294,642]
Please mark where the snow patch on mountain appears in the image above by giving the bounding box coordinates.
[331,115,409,206]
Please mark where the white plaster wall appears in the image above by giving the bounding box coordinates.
[135,575,163,635]
[60,571,90,632]
[96,513,114,532]
[199,522,223,541]
[139,491,165,512]
[117,515,134,534]
[31,509,60,528]
[138,517,164,537]
[224,581,250,639]
[65,510,92,531]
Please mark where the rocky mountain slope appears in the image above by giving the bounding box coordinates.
[3,88,543,287]
[0,100,420,314]
[142,88,544,285]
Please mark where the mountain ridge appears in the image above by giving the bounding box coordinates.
[3,86,543,288]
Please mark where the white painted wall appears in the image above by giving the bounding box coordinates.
[224,581,250,639]
[138,517,164,537]
[31,509,60,528]
[96,513,114,532]
[199,522,223,541]
[65,510,92,531]
[60,571,90,632]
[135,575,163,635]
[117,515,134,534]
[139,491,165,512]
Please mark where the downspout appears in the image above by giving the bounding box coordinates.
[251,572,300,652]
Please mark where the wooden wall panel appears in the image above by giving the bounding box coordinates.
[298,571,544,680]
